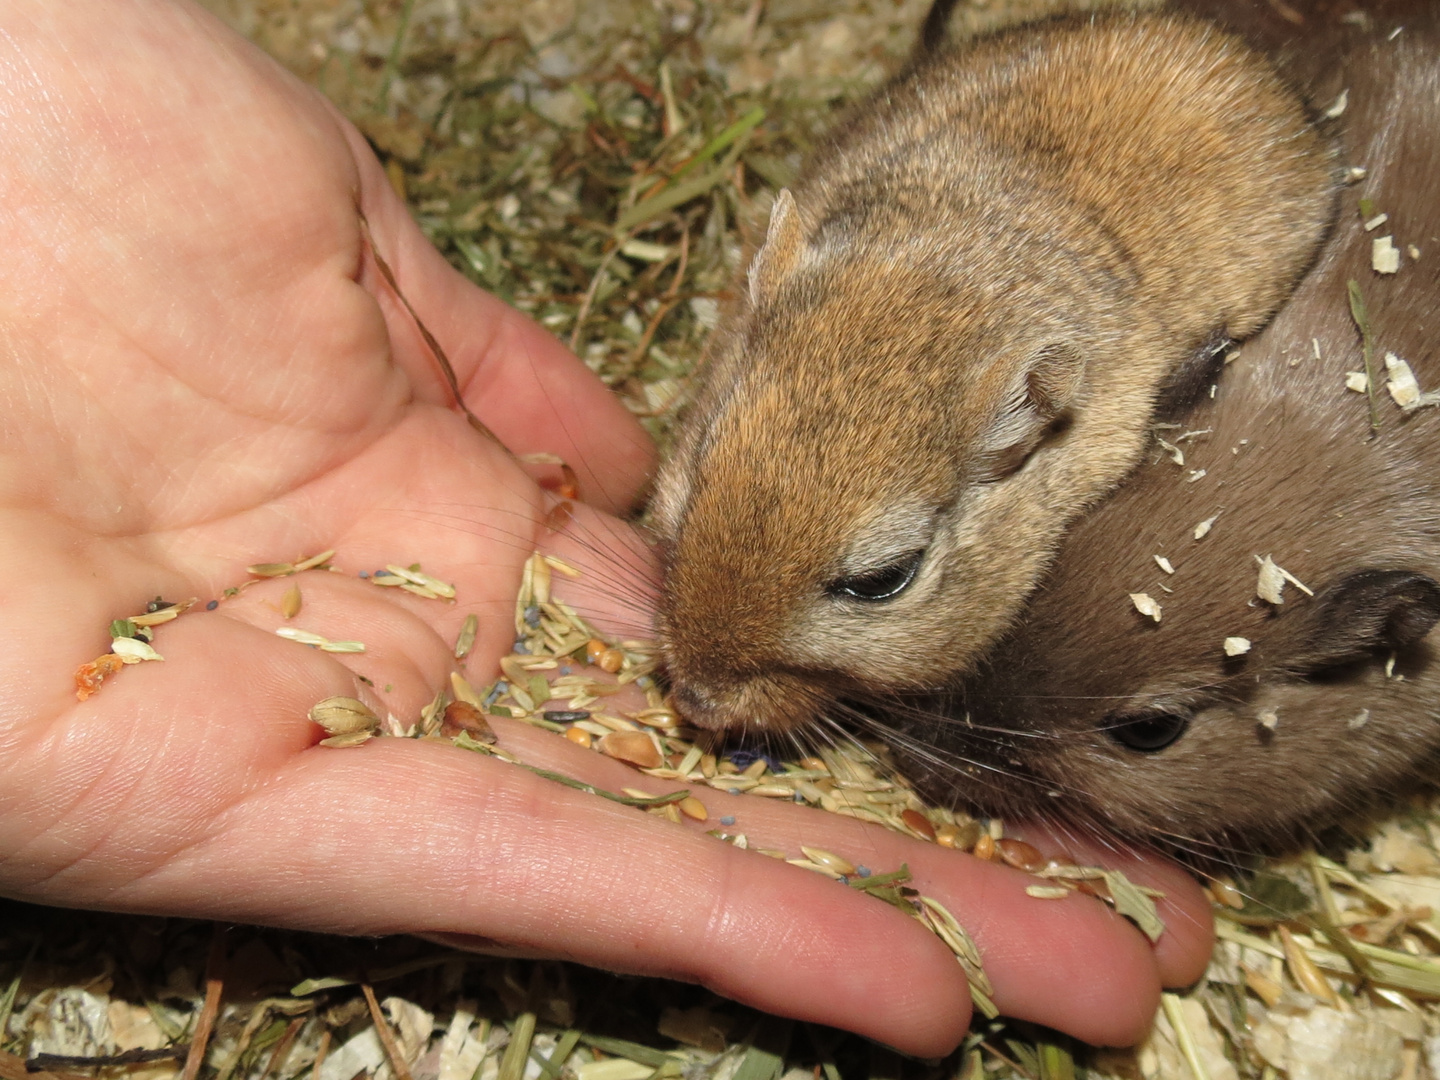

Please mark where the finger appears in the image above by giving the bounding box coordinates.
[341,119,658,516]
[491,721,1203,1049]
[1007,821,1215,991]
[23,626,969,1057]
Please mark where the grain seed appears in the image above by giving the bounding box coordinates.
[678,797,708,821]
[309,696,380,737]
[442,701,496,742]
[600,730,664,769]
[532,554,552,606]
[454,614,478,660]
[901,809,937,841]
[543,555,582,578]
[280,584,302,619]
[1025,886,1072,900]
[996,838,1046,873]
[1279,926,1342,1006]
[451,672,484,708]
[565,726,593,748]
[384,564,456,598]
[973,834,996,861]
[129,598,197,626]
[1210,877,1245,909]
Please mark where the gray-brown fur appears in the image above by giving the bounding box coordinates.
[654,9,1335,733]
[896,0,1440,856]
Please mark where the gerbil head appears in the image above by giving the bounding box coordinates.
[653,188,1091,734]
[904,568,1440,858]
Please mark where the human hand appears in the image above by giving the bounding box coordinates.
[0,0,1212,1057]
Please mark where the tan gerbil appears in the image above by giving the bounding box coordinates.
[653,9,1336,733]
[895,0,1440,855]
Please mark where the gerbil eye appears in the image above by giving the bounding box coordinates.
[828,550,924,602]
[1106,710,1189,753]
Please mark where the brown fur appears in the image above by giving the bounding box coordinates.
[654,9,1336,732]
[896,0,1440,856]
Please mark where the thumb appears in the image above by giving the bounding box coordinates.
[340,112,658,516]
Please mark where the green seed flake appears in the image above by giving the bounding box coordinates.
[1103,869,1167,943]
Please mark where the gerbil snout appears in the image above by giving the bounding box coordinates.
[664,668,829,733]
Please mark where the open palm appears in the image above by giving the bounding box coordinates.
[0,0,1212,1057]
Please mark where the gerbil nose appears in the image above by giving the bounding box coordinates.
[670,682,727,730]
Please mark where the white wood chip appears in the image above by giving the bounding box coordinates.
[1258,709,1279,731]
[1224,637,1252,656]
[1345,371,1370,393]
[1256,555,1287,604]
[1131,593,1162,622]
[1385,353,1440,411]
[1348,709,1371,730]
[1155,555,1175,575]
[1322,88,1349,117]
[1194,513,1220,540]
[1373,235,1401,274]
[1364,213,1389,231]
[1186,469,1207,483]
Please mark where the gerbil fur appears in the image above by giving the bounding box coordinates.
[893,0,1440,858]
[654,7,1336,733]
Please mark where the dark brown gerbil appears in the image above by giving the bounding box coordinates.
[894,0,1440,857]
[652,8,1336,735]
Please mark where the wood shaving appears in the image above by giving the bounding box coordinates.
[1130,593,1162,622]
[1372,235,1401,273]
[1385,352,1440,411]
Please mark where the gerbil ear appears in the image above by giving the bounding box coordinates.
[973,343,1086,482]
[748,189,805,307]
[1292,570,1440,671]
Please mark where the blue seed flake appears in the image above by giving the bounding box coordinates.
[205,600,218,611]
[856,866,873,878]
[720,815,736,826]
[524,605,541,627]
